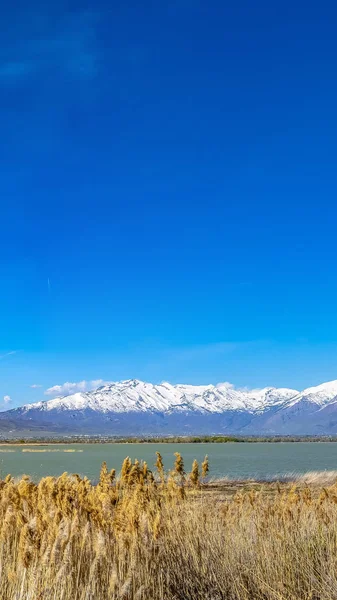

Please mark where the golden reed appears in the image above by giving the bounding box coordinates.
[0,455,336,598]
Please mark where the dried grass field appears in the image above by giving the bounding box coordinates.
[0,453,337,599]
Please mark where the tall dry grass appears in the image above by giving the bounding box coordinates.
[0,454,336,599]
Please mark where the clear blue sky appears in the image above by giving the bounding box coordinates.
[1,0,337,408]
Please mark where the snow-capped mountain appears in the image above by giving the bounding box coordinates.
[2,378,337,435]
[251,380,337,435]
[17,380,298,415]
[281,380,337,409]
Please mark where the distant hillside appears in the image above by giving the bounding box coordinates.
[2,378,337,435]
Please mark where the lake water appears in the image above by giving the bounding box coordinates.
[0,442,337,481]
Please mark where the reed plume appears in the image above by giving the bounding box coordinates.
[0,454,335,599]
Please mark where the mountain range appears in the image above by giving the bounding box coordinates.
[2,378,337,435]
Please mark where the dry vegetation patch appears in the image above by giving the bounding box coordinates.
[0,455,336,599]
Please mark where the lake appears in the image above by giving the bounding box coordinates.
[0,442,337,480]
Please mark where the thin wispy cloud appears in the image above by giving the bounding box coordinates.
[3,395,11,404]
[30,384,42,389]
[45,379,111,397]
[0,351,17,360]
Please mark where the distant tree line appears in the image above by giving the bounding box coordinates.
[2,434,337,444]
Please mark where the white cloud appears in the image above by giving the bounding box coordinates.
[30,384,42,389]
[3,395,11,404]
[215,382,235,389]
[90,379,107,388]
[44,380,111,397]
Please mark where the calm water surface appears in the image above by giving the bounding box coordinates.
[1,442,337,480]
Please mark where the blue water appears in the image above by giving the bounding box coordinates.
[0,442,336,480]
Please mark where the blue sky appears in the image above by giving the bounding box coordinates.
[1,0,337,408]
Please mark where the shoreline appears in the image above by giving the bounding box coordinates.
[1,435,337,445]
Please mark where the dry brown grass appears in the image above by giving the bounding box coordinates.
[0,455,336,599]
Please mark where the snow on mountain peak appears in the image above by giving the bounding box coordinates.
[9,378,337,436]
[286,379,337,408]
[20,379,337,417]
[21,379,300,416]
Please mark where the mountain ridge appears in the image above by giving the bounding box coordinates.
[17,379,299,415]
[2,378,337,435]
